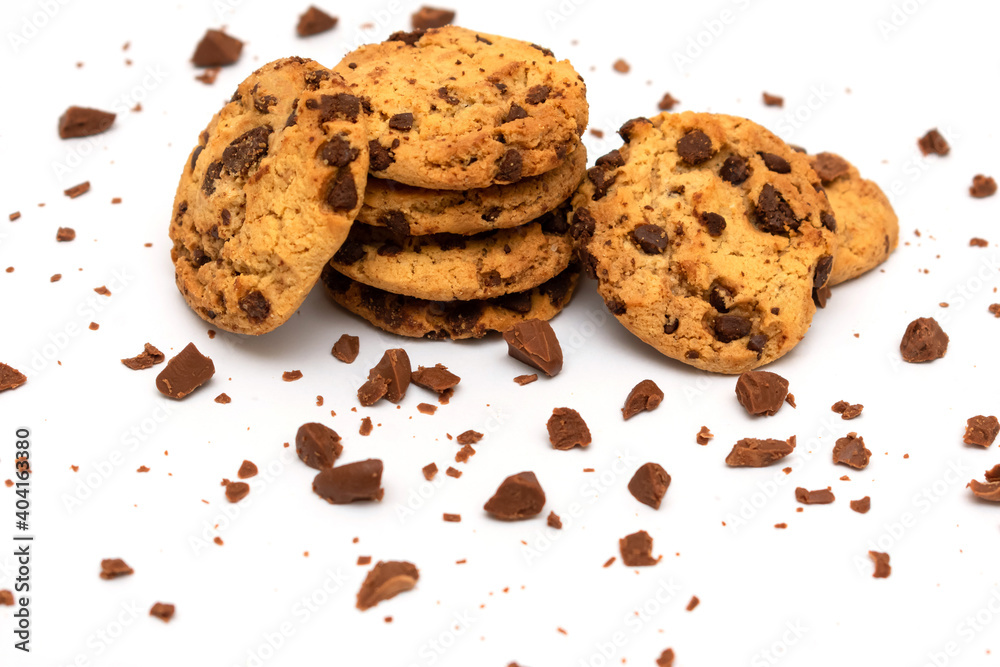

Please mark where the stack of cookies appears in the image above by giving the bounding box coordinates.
[319,26,589,339]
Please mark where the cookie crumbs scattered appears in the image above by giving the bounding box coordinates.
[455,444,475,463]
[970,175,997,198]
[316,395,324,406]
[762,92,784,107]
[207,329,216,339]
[456,430,483,445]
[282,370,303,382]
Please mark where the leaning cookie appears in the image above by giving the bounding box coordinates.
[321,264,579,339]
[330,208,573,301]
[333,26,588,190]
[571,111,837,374]
[810,152,899,286]
[170,57,369,335]
[358,145,587,236]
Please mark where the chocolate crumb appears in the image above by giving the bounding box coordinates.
[223,479,250,503]
[155,343,215,399]
[411,6,455,30]
[58,106,116,139]
[970,175,997,198]
[619,530,660,566]
[214,393,231,404]
[735,371,789,416]
[0,364,28,392]
[547,408,591,450]
[725,437,796,467]
[56,227,76,242]
[412,364,460,393]
[686,596,700,611]
[99,558,134,580]
[446,466,462,479]
[603,557,616,568]
[121,343,165,370]
[514,374,538,386]
[831,401,864,420]
[964,415,999,447]
[297,6,338,36]
[192,29,243,67]
[149,603,175,623]
[237,460,258,479]
[917,129,949,156]
[627,463,671,509]
[313,459,384,504]
[850,496,871,514]
[696,426,713,445]
[332,334,359,363]
[869,551,891,578]
[762,92,784,107]
[282,370,303,382]
[422,463,438,480]
[547,512,562,529]
[832,433,871,469]
[360,417,373,436]
[443,513,461,522]
[484,471,545,520]
[504,319,563,376]
[612,58,630,74]
[970,237,989,247]
[64,181,90,199]
[621,379,664,420]
[657,93,678,111]
[417,403,437,415]
[457,430,483,446]
[900,317,948,362]
[657,648,675,667]
[795,487,835,504]
[296,423,342,469]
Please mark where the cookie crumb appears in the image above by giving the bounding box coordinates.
[547,511,562,529]
[359,417,373,436]
[422,463,438,481]
[149,603,175,623]
[99,558,134,580]
[214,393,231,404]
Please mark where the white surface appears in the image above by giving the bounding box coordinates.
[1,0,999,665]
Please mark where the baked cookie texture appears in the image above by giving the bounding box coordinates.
[571,111,838,374]
[170,57,369,335]
[358,144,587,236]
[322,264,579,339]
[333,26,588,190]
[331,208,573,301]
[810,152,898,286]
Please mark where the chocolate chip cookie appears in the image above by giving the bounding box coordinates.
[170,57,369,335]
[321,264,579,339]
[358,145,587,236]
[331,208,573,301]
[333,26,588,190]
[810,152,898,286]
[571,112,837,374]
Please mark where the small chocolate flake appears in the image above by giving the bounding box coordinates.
[149,603,175,623]
[356,561,418,610]
[224,479,250,503]
[422,463,438,480]
[917,129,949,156]
[850,496,871,514]
[831,401,864,420]
[726,437,796,467]
[696,426,713,445]
[314,459,384,504]
[295,422,343,470]
[214,393,231,404]
[657,93,679,111]
[99,558,134,580]
[121,343,165,370]
[514,374,537,386]
[0,364,27,392]
[237,460,258,479]
[64,181,90,199]
[970,174,997,198]
[282,370,303,382]
[762,92,784,107]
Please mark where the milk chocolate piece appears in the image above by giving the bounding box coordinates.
[964,415,999,447]
[725,437,795,467]
[422,463,438,480]
[514,374,538,386]
[832,433,871,469]
[795,487,835,504]
[547,511,562,529]
[121,343,164,370]
[223,479,249,503]
[155,343,215,399]
[411,364,460,393]
[831,401,863,420]
[456,430,483,445]
[149,602,175,622]
[869,551,891,578]
[0,363,28,392]
[900,317,948,362]
[656,648,675,667]
[297,6,338,36]
[627,463,671,509]
[365,349,411,403]
[484,471,545,520]
[99,558,134,580]
[696,426,713,445]
[621,379,664,420]
[850,496,871,513]
[358,376,388,406]
[503,319,563,376]
[58,106,116,139]
[619,530,659,566]
[356,561,419,610]
[313,459,384,503]
[237,460,258,479]
[411,6,455,29]
[192,29,243,67]
[331,334,359,363]
[735,371,789,416]
[295,422,342,469]
[969,479,1000,501]
[547,408,591,450]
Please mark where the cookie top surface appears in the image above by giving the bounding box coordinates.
[572,111,838,374]
[331,208,573,301]
[810,152,898,286]
[333,26,588,190]
[322,264,579,340]
[358,144,587,236]
[170,57,369,335]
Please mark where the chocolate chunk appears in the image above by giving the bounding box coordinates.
[700,212,726,237]
[627,463,671,509]
[663,316,679,334]
[762,92,784,107]
[366,349,411,403]
[436,86,459,105]
[676,130,714,165]
[612,58,630,73]
[412,364,460,393]
[747,334,768,357]
[686,596,700,611]
[202,161,223,195]
[869,551,891,578]
[297,6,338,36]
[514,374,537,386]
[318,135,360,167]
[964,415,999,447]
[494,291,533,313]
[388,113,414,131]
[657,93,679,111]
[9,212,20,221]
[149,602,175,623]
[713,315,751,342]
[696,426,713,445]
[222,125,272,177]
[369,140,396,172]
[387,29,426,46]
[969,479,1000,501]
[630,224,668,254]
[356,561,419,610]
[442,513,461,522]
[358,377,388,407]
[708,284,734,313]
[622,379,664,420]
[813,255,833,301]
[795,487,835,504]
[759,152,791,174]
[900,317,948,362]
[224,479,249,502]
[192,29,242,67]
[547,511,562,529]
[215,393,231,404]
[832,433,871,469]
[307,93,360,123]
[586,165,618,200]
[99,558,134,580]
[619,530,659,566]
[483,471,545,520]
[282,370,303,382]
[657,648,675,667]
[0,363,27,392]
[831,401,864,420]
[725,437,796,467]
[503,319,562,376]
[324,170,359,210]
[313,459,384,504]
[987,465,1000,483]
[252,87,277,114]
[547,408,591,450]
[970,174,997,198]
[497,150,523,182]
[719,155,749,185]
[850,496,871,514]
[296,422,342,469]
[64,181,90,199]
[525,85,551,105]
[422,463,438,480]
[238,460,258,479]
[917,129,949,156]
[121,343,165,370]
[359,417,373,436]
[971,237,989,248]
[331,334,360,363]
[238,290,271,324]
[411,6,455,29]
[618,117,652,143]
[754,184,799,234]
[811,152,850,182]
[58,106,116,139]
[504,103,529,123]
[735,371,789,416]
[155,343,214,399]
[821,208,839,232]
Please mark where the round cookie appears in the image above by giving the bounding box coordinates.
[358,144,587,236]
[333,26,588,190]
[330,209,573,301]
[321,264,579,340]
[571,111,838,374]
[170,57,369,335]
[810,152,898,286]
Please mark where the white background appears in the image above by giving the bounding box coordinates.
[1,0,999,665]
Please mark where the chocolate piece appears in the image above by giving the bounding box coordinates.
[331,334,359,363]
[282,370,303,382]
[734,371,788,416]
[58,106,116,139]
[622,379,664,420]
[795,487,835,504]
[358,377,388,406]
[443,513,461,522]
[964,415,999,447]
[525,85,551,105]
[720,155,749,185]
[831,401,863,420]
[547,408,591,450]
[359,417,373,436]
[417,403,437,415]
[900,317,948,362]
[970,174,997,198]
[832,433,871,469]
[155,343,215,399]
[850,496,871,514]
[696,426,713,445]
[497,149,523,182]
[546,511,562,529]
[214,393,231,404]
[237,460,258,479]
[969,479,1000,501]
[725,437,795,467]
[412,364,460,393]
[986,465,1000,483]
[192,29,243,67]
[422,463,438,480]
[313,459,384,504]
[700,211,726,236]
[296,422,342,469]
[0,590,13,606]
[455,444,474,462]
[365,349,411,404]
[759,152,791,174]
[411,6,455,29]
[630,224,668,254]
[869,551,891,578]
[456,430,483,445]
[971,237,989,248]
[297,6,338,36]
[656,648,675,667]
[627,463,671,509]
[811,153,850,182]
[503,319,563,376]
[64,181,90,199]
[56,227,76,242]
[619,530,659,566]
[99,558,134,580]
[762,92,784,107]
[9,212,20,221]
[612,58,630,73]
[356,561,419,610]
[676,130,714,165]
[713,315,751,342]
[121,343,165,370]
[388,113,414,131]
[917,129,949,156]
[0,363,28,392]
[484,471,545,520]
[657,93,679,111]
[686,596,700,611]
[754,184,798,234]
[514,374,537,386]
[149,602,175,622]
[223,479,249,502]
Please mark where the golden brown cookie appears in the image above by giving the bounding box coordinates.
[571,112,837,374]
[810,152,899,286]
[170,57,369,335]
[333,26,588,190]
[358,145,587,236]
[321,264,579,339]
